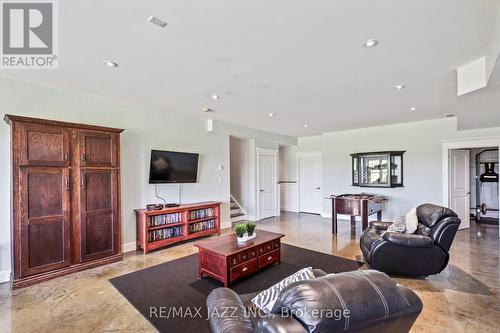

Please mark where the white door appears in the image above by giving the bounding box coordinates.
[257,149,277,219]
[298,153,322,214]
[449,149,470,229]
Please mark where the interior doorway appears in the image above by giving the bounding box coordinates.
[443,138,500,237]
[470,148,499,225]
[297,152,322,214]
[257,148,278,220]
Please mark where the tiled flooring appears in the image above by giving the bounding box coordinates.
[0,212,499,332]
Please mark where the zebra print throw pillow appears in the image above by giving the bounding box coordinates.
[386,216,406,233]
[251,267,315,314]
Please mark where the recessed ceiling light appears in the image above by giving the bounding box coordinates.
[363,39,378,47]
[103,61,118,68]
[269,113,276,117]
[410,107,417,111]
[202,108,213,112]
[148,16,167,28]
[444,113,456,118]
[394,84,405,90]
[303,124,309,128]
[211,95,221,100]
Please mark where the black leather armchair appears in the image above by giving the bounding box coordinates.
[360,204,461,276]
[207,269,422,333]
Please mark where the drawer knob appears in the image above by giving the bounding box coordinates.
[242,267,248,272]
[267,256,272,261]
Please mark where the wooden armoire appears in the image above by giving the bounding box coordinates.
[4,115,123,288]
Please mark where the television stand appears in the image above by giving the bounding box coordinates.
[135,201,221,253]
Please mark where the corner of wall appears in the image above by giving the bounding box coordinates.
[0,269,11,283]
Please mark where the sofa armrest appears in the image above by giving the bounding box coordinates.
[382,232,433,248]
[369,221,392,230]
[253,315,308,333]
[207,288,253,333]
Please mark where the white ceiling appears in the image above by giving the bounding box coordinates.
[1,0,500,137]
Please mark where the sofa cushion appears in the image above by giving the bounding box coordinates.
[405,207,419,234]
[251,267,315,314]
[416,204,457,228]
[271,270,413,333]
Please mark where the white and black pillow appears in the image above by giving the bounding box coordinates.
[386,216,406,233]
[251,267,315,314]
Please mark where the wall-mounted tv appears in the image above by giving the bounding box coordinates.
[149,150,199,184]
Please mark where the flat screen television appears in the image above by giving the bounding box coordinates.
[149,150,199,184]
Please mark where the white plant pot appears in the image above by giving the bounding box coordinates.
[237,232,256,242]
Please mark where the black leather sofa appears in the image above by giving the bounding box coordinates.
[360,204,461,276]
[207,269,422,333]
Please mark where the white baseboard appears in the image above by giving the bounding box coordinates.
[245,215,258,221]
[281,208,299,213]
[122,241,137,253]
[0,269,11,283]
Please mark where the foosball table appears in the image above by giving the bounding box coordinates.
[331,194,385,234]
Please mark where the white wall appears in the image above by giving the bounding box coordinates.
[230,137,252,213]
[281,119,500,221]
[0,77,232,281]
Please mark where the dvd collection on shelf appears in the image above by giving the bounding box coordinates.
[189,207,215,220]
[148,226,183,242]
[189,219,216,233]
[149,212,182,227]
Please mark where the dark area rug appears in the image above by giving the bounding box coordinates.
[110,244,362,333]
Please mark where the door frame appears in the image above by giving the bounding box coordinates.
[296,151,323,215]
[442,137,500,236]
[256,148,278,220]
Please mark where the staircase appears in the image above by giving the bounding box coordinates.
[230,196,246,223]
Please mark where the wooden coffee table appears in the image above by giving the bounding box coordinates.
[193,230,285,287]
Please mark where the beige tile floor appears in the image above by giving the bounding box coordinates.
[0,212,499,333]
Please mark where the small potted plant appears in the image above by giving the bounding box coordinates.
[235,224,247,242]
[246,222,256,237]
[235,222,257,242]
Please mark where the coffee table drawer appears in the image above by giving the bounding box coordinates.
[229,254,240,267]
[230,258,258,281]
[248,248,258,259]
[258,249,280,268]
[258,241,274,255]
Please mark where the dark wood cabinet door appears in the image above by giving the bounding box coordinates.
[80,169,119,262]
[20,124,70,166]
[79,130,117,167]
[19,167,71,277]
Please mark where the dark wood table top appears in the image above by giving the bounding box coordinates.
[193,230,285,256]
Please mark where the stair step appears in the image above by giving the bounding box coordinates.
[230,212,245,218]
[230,204,239,210]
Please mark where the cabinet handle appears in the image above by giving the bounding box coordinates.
[65,176,70,191]
[64,152,69,162]
[242,267,248,272]
[81,175,86,190]
[267,256,272,261]
[81,153,86,162]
